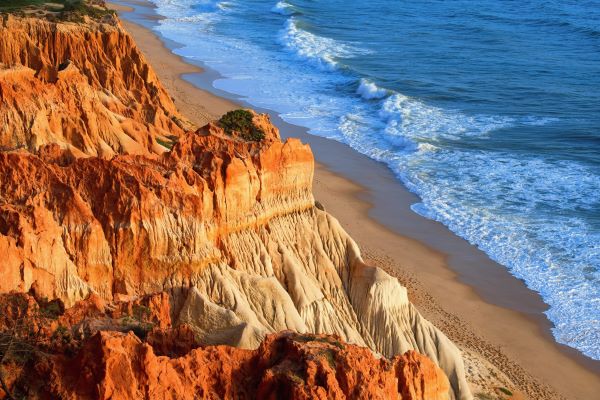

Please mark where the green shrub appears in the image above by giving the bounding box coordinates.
[294,334,343,349]
[0,0,116,20]
[130,323,153,340]
[132,304,151,322]
[320,349,337,368]
[52,325,71,344]
[39,298,64,319]
[0,0,45,12]
[218,109,265,142]
[156,137,175,150]
[60,0,115,21]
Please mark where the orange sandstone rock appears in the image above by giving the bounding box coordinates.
[0,123,314,305]
[35,331,449,400]
[0,14,189,157]
[0,293,449,400]
[0,10,472,400]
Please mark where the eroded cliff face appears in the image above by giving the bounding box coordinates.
[52,331,449,400]
[0,293,450,400]
[0,14,189,157]
[0,10,472,400]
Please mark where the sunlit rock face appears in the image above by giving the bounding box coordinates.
[51,331,451,400]
[0,14,188,157]
[0,11,472,400]
[0,292,451,400]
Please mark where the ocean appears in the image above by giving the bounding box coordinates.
[146,0,600,360]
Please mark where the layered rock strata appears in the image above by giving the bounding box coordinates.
[0,8,472,400]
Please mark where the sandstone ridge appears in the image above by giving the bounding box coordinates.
[0,7,472,400]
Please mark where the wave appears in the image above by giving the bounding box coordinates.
[152,0,224,13]
[278,18,367,71]
[150,0,226,28]
[217,1,233,10]
[521,115,560,126]
[271,1,295,16]
[405,152,600,360]
[172,13,215,23]
[336,86,600,360]
[356,79,389,100]
[338,90,600,359]
[378,93,513,142]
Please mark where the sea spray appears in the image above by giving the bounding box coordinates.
[271,1,295,15]
[277,17,367,70]
[357,79,389,100]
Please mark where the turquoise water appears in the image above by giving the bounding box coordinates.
[147,0,600,359]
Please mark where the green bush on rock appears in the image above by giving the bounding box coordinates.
[218,109,265,142]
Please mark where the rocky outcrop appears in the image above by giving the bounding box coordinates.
[0,292,449,400]
[0,14,189,157]
[0,8,472,400]
[51,330,448,400]
[0,120,470,399]
[37,330,451,400]
[0,118,314,306]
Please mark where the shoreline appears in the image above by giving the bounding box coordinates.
[109,1,600,399]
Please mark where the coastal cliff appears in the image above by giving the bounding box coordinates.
[0,12,189,157]
[0,4,472,399]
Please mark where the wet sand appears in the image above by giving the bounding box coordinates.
[109,1,600,398]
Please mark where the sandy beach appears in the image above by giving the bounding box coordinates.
[109,1,600,399]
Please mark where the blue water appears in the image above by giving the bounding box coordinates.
[148,0,600,359]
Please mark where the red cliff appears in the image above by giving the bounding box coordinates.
[0,293,450,400]
[0,4,472,399]
[0,12,189,157]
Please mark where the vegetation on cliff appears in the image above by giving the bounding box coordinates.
[0,0,115,21]
[219,109,266,142]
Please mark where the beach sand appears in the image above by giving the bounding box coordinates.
[109,2,600,399]
[109,2,236,126]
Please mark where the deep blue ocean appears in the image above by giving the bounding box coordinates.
[147,0,600,359]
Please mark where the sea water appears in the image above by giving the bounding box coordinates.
[147,0,600,360]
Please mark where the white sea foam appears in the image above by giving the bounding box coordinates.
[336,88,600,361]
[357,79,389,100]
[417,142,439,152]
[174,13,214,23]
[400,151,600,359]
[271,1,294,15]
[151,0,225,29]
[278,18,367,70]
[521,115,561,126]
[379,92,513,142]
[217,2,233,10]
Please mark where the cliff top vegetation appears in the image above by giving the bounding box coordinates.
[0,0,115,22]
[218,109,266,142]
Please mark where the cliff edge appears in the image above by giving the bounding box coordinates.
[0,3,472,399]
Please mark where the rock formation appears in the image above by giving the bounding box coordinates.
[0,13,189,157]
[44,331,449,400]
[0,293,450,400]
[0,5,472,400]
